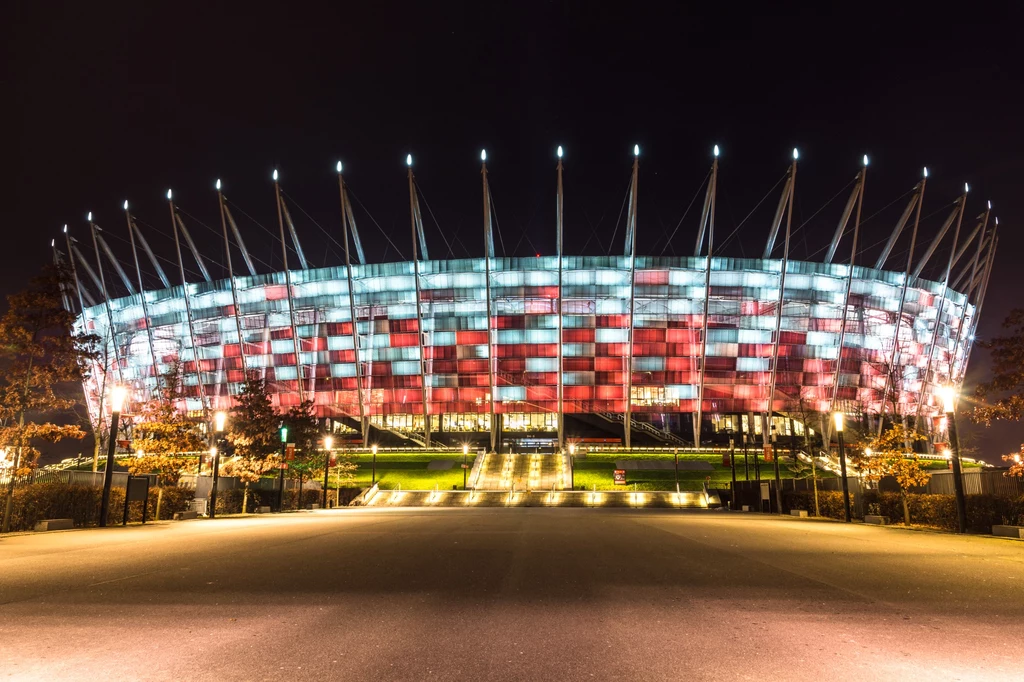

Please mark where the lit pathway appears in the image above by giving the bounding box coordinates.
[1,510,1022,681]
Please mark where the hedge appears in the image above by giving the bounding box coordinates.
[782,488,1024,531]
[5,482,194,532]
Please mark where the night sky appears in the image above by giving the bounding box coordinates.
[5,1,1023,458]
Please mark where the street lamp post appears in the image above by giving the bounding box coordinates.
[834,412,852,523]
[462,443,469,490]
[729,437,737,510]
[322,435,333,509]
[770,423,782,514]
[941,386,968,534]
[371,443,378,485]
[99,385,127,528]
[277,425,288,512]
[568,443,576,490]
[673,447,679,494]
[209,411,227,518]
[743,432,749,480]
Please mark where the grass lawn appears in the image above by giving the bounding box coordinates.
[571,458,804,491]
[353,462,469,490]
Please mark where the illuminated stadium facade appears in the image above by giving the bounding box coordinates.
[64,148,997,451]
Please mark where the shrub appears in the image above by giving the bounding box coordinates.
[862,491,1024,531]
[6,482,194,531]
[783,490,849,519]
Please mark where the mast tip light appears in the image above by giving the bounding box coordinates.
[863,154,869,167]
[123,200,128,211]
[336,161,342,173]
[923,167,929,178]
[480,149,487,162]
[215,179,221,190]
[557,145,563,158]
[272,169,279,182]
[633,144,640,156]
[713,144,720,157]
[987,200,992,209]
[964,182,970,193]
[406,154,413,167]
[51,239,55,247]
[792,148,799,160]
[63,224,67,233]
[87,212,92,222]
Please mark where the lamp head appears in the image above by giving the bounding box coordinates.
[371,444,378,455]
[406,154,413,167]
[324,435,333,450]
[939,385,956,413]
[832,412,844,433]
[633,144,640,157]
[557,145,563,158]
[462,443,469,455]
[111,385,127,413]
[214,410,227,433]
[87,212,93,222]
[713,144,720,158]
[123,200,129,211]
[863,154,869,167]
[923,167,929,178]
[167,188,173,200]
[792,148,799,161]
[480,149,487,162]
[215,179,221,191]
[280,425,288,443]
[336,161,342,174]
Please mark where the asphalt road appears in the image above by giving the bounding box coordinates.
[1,509,1022,681]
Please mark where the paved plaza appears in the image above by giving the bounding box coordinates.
[1,509,1021,681]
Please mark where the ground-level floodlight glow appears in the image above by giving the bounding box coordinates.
[214,410,227,432]
[87,212,93,222]
[336,161,342,174]
[324,435,333,450]
[273,169,279,182]
[215,179,221,191]
[833,412,844,433]
[406,154,413,167]
[863,154,869,167]
[111,385,127,412]
[123,200,129,211]
[940,385,957,413]
[633,144,640,156]
[714,144,720,157]
[792,148,799,160]
[557,145,563,158]
[481,149,487,162]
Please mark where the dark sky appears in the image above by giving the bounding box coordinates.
[5,0,1023,457]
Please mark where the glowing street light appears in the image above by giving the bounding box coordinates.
[462,443,470,490]
[277,424,289,512]
[941,385,968,533]
[568,442,577,489]
[371,443,378,485]
[832,412,851,522]
[209,411,228,518]
[322,434,335,508]
[99,385,128,527]
[214,410,228,433]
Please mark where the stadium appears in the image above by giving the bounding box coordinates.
[64,149,995,453]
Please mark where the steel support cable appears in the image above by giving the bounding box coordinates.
[606,174,634,256]
[788,177,856,243]
[659,168,711,256]
[717,172,788,253]
[411,180,456,260]
[487,186,508,257]
[131,216,227,282]
[223,198,295,271]
[280,188,348,255]
[98,227,207,289]
[346,187,406,261]
[577,211,607,254]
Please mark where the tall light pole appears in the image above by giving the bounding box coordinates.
[209,410,227,518]
[99,385,127,527]
[462,443,469,490]
[834,412,852,522]
[277,425,288,512]
[322,435,334,509]
[568,443,576,490]
[770,423,782,513]
[729,436,737,510]
[941,386,968,533]
[371,443,378,485]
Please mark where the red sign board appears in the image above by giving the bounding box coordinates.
[722,452,731,467]
[286,443,295,461]
[613,469,627,485]
[763,445,774,463]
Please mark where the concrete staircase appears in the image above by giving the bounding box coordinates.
[363,488,710,508]
[472,452,567,491]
